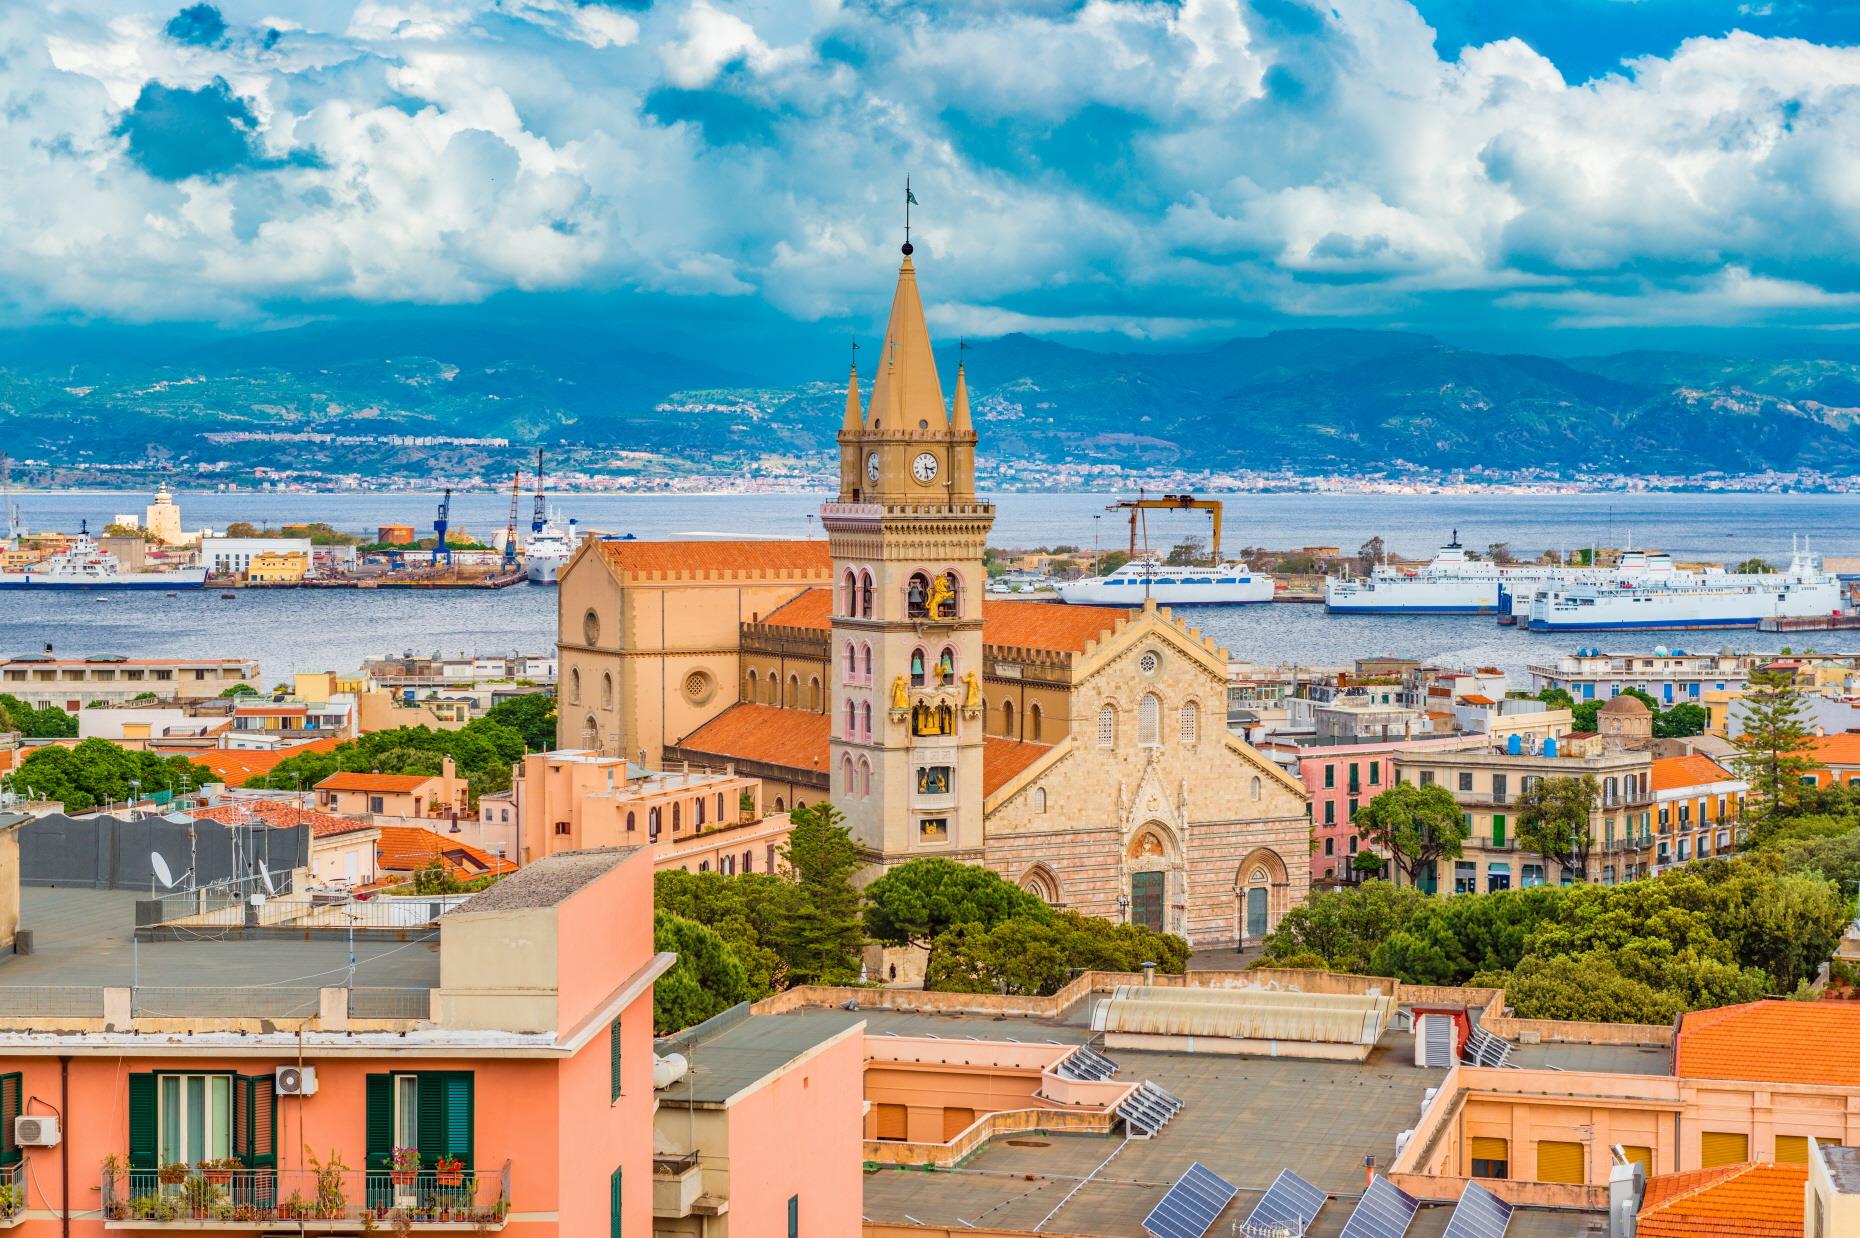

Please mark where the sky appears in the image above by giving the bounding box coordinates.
[5,0,1860,376]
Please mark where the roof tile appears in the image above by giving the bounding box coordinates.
[1637,1162,1807,1238]
[373,826,515,879]
[597,539,831,578]
[316,772,439,793]
[193,738,344,788]
[1676,1001,1860,1087]
[189,799,375,838]
[676,703,832,773]
[1651,754,1736,793]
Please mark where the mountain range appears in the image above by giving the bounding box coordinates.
[6,319,1860,478]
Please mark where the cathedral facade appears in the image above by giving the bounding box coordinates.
[557,245,1310,947]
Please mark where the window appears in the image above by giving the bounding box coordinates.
[1323,802,1335,825]
[1324,765,1335,789]
[130,1073,274,1185]
[1324,838,1334,856]
[859,571,874,617]
[916,766,952,795]
[1028,702,1044,742]
[626,811,635,834]
[1776,1135,1811,1164]
[368,795,385,815]
[160,1073,233,1167]
[1492,815,1506,846]
[911,649,926,687]
[1097,704,1116,748]
[861,701,872,738]
[610,1018,623,1101]
[1002,699,1016,736]
[844,700,857,739]
[672,803,681,832]
[918,818,949,843]
[1535,1140,1584,1184]
[1458,771,1473,792]
[695,797,706,826]
[842,569,856,615]
[861,644,872,678]
[1469,1136,1508,1180]
[1700,1131,1749,1168]
[1419,770,1434,787]
[742,850,753,872]
[1032,787,1046,813]
[1138,693,1161,747]
[788,1194,799,1238]
[1250,776,1261,801]
[937,648,955,685]
[368,1072,473,1177]
[601,672,613,709]
[610,1167,623,1238]
[1454,861,1477,894]
[648,808,661,840]
[1368,763,1380,786]
[1179,701,1199,744]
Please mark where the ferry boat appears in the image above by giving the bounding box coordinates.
[0,526,206,590]
[1526,545,1843,631]
[524,511,578,586]
[1056,558,1275,606]
[1325,534,1553,615]
[1496,551,1680,624]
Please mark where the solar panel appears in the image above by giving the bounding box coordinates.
[1141,1162,1238,1238]
[1337,1176,1421,1238]
[1440,1180,1514,1238]
[1238,1168,1329,1238]
[1057,1045,1120,1081]
[1464,1027,1512,1068]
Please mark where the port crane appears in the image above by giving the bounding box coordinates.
[1107,491,1224,564]
[431,488,453,567]
[502,471,523,568]
[531,448,547,535]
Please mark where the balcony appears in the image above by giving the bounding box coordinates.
[101,1164,510,1231]
[653,1151,703,1217]
[0,1163,23,1228]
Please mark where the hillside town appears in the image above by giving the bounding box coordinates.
[0,247,1856,1238]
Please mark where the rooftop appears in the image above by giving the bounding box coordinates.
[374,826,516,879]
[657,1008,855,1105]
[455,847,636,913]
[983,736,1050,797]
[675,702,832,773]
[316,771,437,793]
[1637,1162,1808,1238]
[193,737,344,787]
[1676,1000,1860,1088]
[188,799,375,838]
[1822,1144,1860,1195]
[595,538,831,578]
[980,598,1132,654]
[1650,753,1737,793]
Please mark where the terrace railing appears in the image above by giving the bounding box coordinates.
[100,1162,511,1228]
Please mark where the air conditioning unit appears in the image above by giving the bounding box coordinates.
[15,1115,59,1147]
[275,1065,318,1097]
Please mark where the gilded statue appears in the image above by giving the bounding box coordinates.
[961,670,981,710]
[927,572,955,617]
[891,675,909,711]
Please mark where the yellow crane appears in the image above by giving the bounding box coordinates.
[1108,491,1224,564]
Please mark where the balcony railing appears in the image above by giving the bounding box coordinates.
[0,1163,23,1227]
[653,1152,699,1177]
[101,1163,510,1229]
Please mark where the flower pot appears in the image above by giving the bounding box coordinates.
[205,1171,232,1187]
[435,1172,463,1187]
[390,1171,415,1186]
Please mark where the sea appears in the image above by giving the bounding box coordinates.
[5,489,1860,686]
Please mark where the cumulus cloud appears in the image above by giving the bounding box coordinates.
[2,0,1859,336]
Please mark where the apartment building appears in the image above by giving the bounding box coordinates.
[0,844,670,1235]
[0,655,260,712]
[1281,732,1486,885]
[1648,754,1747,874]
[315,764,471,822]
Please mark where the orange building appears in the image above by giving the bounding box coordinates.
[1805,733,1860,789]
[315,762,470,822]
[1637,1162,1811,1238]
[1648,753,1747,873]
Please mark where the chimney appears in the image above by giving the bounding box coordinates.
[1141,961,1157,986]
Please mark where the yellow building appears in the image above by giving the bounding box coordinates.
[556,244,1310,948]
[144,485,184,545]
[246,549,308,583]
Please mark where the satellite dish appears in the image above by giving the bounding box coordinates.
[258,860,275,895]
[150,853,176,889]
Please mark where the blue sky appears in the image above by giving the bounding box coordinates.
[4,0,1860,375]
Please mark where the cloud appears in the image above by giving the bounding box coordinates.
[3,0,1860,341]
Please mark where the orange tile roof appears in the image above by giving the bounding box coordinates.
[983,737,1050,797]
[1677,1001,1860,1087]
[1458,694,1497,706]
[189,799,375,838]
[193,738,344,788]
[1808,733,1860,767]
[373,826,515,879]
[761,587,832,629]
[1637,1162,1807,1238]
[981,599,1130,654]
[1652,754,1736,793]
[597,539,831,578]
[676,703,833,773]
[316,771,437,793]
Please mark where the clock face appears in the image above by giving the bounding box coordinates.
[866,452,880,481]
[912,452,940,483]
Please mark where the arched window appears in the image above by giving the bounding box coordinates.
[787,674,799,708]
[911,649,926,687]
[861,701,872,739]
[601,673,613,709]
[842,569,857,615]
[844,699,857,739]
[1002,699,1016,737]
[716,792,725,819]
[1097,703,1116,748]
[1604,776,1619,803]
[773,796,785,812]
[936,570,960,619]
[569,668,581,705]
[672,802,681,831]
[907,571,931,618]
[936,703,955,734]
[743,849,753,873]
[1138,693,1162,747]
[1179,700,1200,745]
[1250,776,1261,802]
[858,756,872,797]
[582,714,600,750]
[861,643,872,678]
[626,811,636,833]
[859,570,874,617]
[809,676,821,711]
[841,754,854,790]
[843,643,856,678]
[746,668,758,701]
[695,797,706,826]
[648,807,661,839]
[937,648,955,685]
[1028,702,1043,742]
[1032,787,1047,813]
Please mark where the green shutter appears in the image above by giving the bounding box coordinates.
[416,1072,474,1168]
[610,1019,622,1102]
[417,1074,446,1166]
[364,1074,393,1170]
[788,1193,798,1237]
[128,1073,159,1172]
[238,1075,277,1169]
[610,1166,622,1238]
[443,1073,473,1168]
[0,1074,19,1166]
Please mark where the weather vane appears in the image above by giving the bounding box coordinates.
[903,176,917,254]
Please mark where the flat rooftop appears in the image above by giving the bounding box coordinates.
[774,996,1623,1236]
[0,888,438,1016]
[660,1010,855,1105]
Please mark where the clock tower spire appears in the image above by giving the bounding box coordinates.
[825,235,993,872]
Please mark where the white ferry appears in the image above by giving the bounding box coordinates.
[0,527,206,591]
[1325,535,1521,614]
[524,511,579,585]
[1057,558,1275,606]
[1496,551,1680,624]
[1527,546,1843,631]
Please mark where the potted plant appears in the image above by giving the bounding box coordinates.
[279,1191,310,1220]
[308,1147,348,1218]
[389,1145,420,1187]
[434,1155,465,1188]
[201,1156,238,1187]
[157,1161,189,1187]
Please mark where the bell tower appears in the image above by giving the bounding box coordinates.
[825,237,991,871]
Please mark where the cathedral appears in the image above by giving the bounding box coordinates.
[554,244,1310,948]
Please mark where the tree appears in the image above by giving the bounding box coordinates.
[1350,850,1388,879]
[224,521,259,538]
[1733,669,1818,830]
[244,716,526,800]
[652,911,751,1034]
[1,739,211,813]
[776,803,866,985]
[1734,557,1775,574]
[865,858,1051,984]
[219,684,258,699]
[1356,536,1385,574]
[1774,828,1860,896]
[1474,953,1690,1024]
[1257,880,1428,974]
[102,522,161,542]
[482,693,557,751]
[1516,774,1600,881]
[1486,542,1513,564]
[1653,702,1708,739]
[924,911,1189,996]
[0,694,77,739]
[1165,536,1207,566]
[654,869,797,996]
[1354,782,1468,889]
[1571,700,1601,732]
[1536,687,1575,712]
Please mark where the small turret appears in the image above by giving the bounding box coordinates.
[841,361,863,434]
[951,361,972,437]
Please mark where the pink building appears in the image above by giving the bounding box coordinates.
[0,845,670,1236]
[1293,735,1485,883]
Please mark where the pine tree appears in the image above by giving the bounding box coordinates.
[1733,668,1818,833]
[777,802,866,984]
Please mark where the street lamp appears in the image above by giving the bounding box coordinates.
[1115,893,1130,924]
[128,779,141,812]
